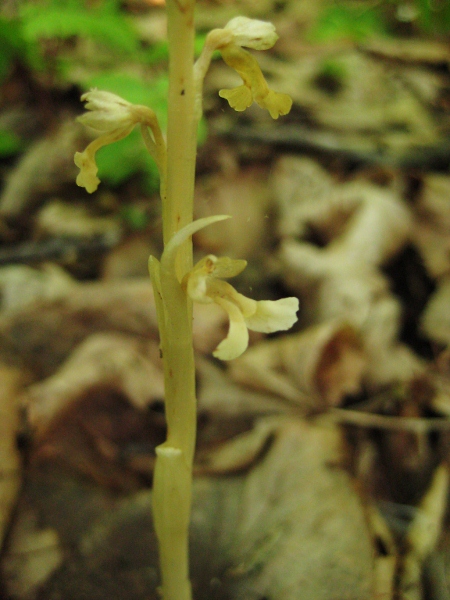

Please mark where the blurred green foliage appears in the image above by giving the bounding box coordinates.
[309,0,450,43]
[0,0,143,82]
[0,130,24,157]
[309,4,386,42]
[120,204,151,230]
[414,0,450,34]
[0,0,207,192]
[19,0,140,59]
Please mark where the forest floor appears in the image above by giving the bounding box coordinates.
[1,1,450,599]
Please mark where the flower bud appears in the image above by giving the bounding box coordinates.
[77,89,136,132]
[224,16,278,50]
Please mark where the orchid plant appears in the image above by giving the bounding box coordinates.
[74,3,298,599]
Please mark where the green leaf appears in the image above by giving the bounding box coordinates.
[309,4,386,43]
[415,0,450,33]
[19,2,140,56]
[120,204,151,230]
[0,130,24,157]
[0,18,30,83]
[95,128,159,190]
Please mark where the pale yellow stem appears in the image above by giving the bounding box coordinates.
[150,1,197,599]
[164,0,197,267]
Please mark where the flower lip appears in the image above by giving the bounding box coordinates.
[224,16,279,50]
[74,150,100,194]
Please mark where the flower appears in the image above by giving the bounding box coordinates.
[194,17,292,120]
[77,89,136,132]
[74,89,164,194]
[223,16,278,50]
[217,20,292,119]
[183,254,299,360]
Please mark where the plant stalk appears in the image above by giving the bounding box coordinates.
[151,1,197,599]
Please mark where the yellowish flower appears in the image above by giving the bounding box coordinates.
[183,254,299,360]
[74,89,164,194]
[218,18,292,119]
[77,89,136,132]
[223,16,278,50]
[194,17,292,120]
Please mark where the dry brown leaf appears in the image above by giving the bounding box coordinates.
[421,277,450,346]
[413,173,450,278]
[102,233,159,280]
[277,163,423,387]
[399,464,449,600]
[365,504,397,600]
[195,418,279,475]
[197,357,291,418]
[0,120,80,219]
[229,321,366,409]
[22,332,164,436]
[0,264,77,314]
[362,38,450,66]
[2,511,62,600]
[221,418,375,600]
[0,365,26,549]
[277,50,440,149]
[2,418,375,600]
[0,277,228,379]
[194,166,271,261]
[36,199,122,240]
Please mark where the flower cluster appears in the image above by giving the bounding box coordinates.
[183,253,299,360]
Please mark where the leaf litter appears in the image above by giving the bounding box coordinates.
[1,1,450,598]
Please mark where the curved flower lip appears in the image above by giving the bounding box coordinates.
[218,42,292,120]
[74,149,100,194]
[218,86,252,112]
[213,297,249,360]
[224,16,278,50]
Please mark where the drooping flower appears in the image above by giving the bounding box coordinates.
[74,89,164,194]
[183,254,299,360]
[223,16,279,50]
[196,16,292,120]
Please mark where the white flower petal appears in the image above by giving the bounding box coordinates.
[224,16,278,50]
[245,297,299,333]
[78,89,135,132]
[81,89,131,111]
[78,110,134,132]
[186,268,211,303]
[210,256,247,279]
[213,297,249,360]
